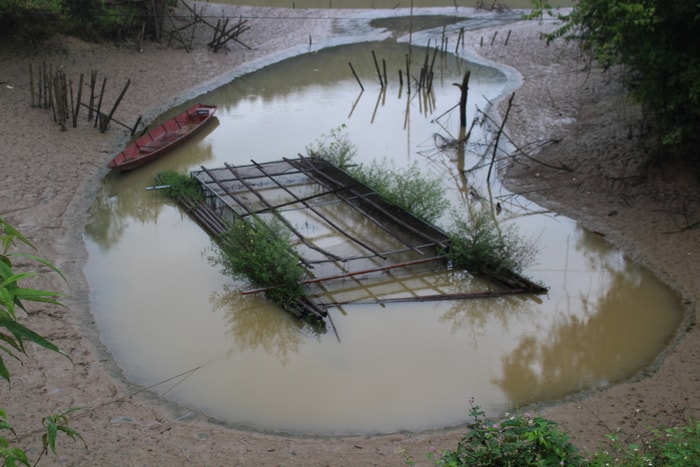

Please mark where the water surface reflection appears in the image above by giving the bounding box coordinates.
[85,35,681,434]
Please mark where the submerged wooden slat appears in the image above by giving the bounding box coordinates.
[223,162,343,263]
[286,157,431,255]
[251,159,385,260]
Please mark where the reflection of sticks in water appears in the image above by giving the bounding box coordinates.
[320,289,543,307]
[242,256,448,296]
[348,89,363,119]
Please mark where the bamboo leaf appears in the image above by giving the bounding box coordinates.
[0,317,64,357]
[6,252,67,285]
[0,353,10,382]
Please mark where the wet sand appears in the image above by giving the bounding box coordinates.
[0,3,698,465]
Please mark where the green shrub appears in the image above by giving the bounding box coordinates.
[349,158,449,225]
[0,0,64,42]
[446,209,535,275]
[534,0,700,160]
[155,170,203,203]
[430,399,584,466]
[308,127,449,224]
[214,216,307,309]
[306,124,357,170]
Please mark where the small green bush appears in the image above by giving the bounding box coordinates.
[430,399,584,466]
[307,126,449,224]
[446,209,535,275]
[350,158,449,225]
[214,216,307,309]
[306,124,357,170]
[155,170,203,203]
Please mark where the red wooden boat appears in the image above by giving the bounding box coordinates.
[107,103,217,171]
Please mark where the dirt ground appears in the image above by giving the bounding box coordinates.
[0,3,698,465]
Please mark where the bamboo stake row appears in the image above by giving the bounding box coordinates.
[28,64,140,135]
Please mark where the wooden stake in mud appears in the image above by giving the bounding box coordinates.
[88,70,97,121]
[504,29,511,46]
[94,77,107,129]
[382,58,387,86]
[348,62,364,91]
[455,27,464,53]
[72,73,83,128]
[453,70,471,128]
[29,64,36,107]
[405,53,411,94]
[101,78,130,133]
[371,50,384,88]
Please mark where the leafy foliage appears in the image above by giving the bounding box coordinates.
[588,420,700,467]
[349,158,450,225]
[446,209,535,275]
[430,399,583,466]
[0,0,144,42]
[41,409,87,455]
[155,170,203,203]
[306,124,357,170]
[308,126,449,224]
[214,216,307,309]
[0,217,67,382]
[0,217,85,464]
[421,399,700,467]
[536,0,700,158]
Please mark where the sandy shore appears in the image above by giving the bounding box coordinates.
[1,3,698,465]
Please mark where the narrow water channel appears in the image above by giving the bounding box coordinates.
[85,28,681,434]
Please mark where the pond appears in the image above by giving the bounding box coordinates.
[84,17,681,435]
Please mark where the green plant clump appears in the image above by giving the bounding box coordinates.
[0,0,144,42]
[155,170,203,203]
[307,126,449,224]
[446,209,534,276]
[350,158,449,225]
[421,398,700,467]
[215,216,307,309]
[306,124,357,170]
[430,399,583,466]
[588,420,700,467]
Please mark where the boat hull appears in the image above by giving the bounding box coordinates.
[107,103,217,171]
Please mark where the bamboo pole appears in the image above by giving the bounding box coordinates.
[101,78,130,133]
[371,50,383,88]
[73,73,83,128]
[348,62,364,91]
[242,255,448,295]
[94,77,106,129]
[487,92,515,182]
[28,64,36,107]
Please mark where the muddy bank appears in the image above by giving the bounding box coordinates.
[0,4,698,465]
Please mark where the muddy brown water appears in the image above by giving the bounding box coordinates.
[85,27,681,435]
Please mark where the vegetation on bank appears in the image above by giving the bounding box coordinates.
[532,0,700,162]
[1,216,85,465]
[0,0,170,42]
[410,399,700,466]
